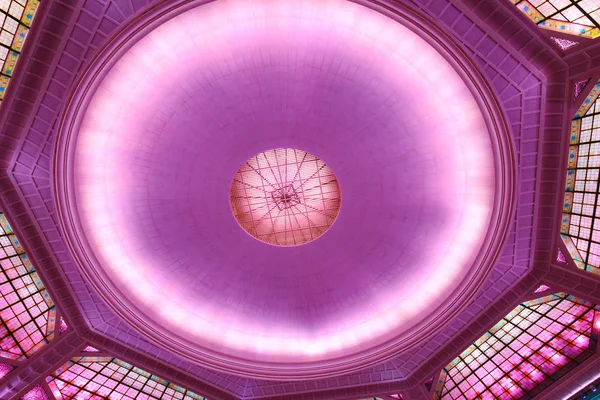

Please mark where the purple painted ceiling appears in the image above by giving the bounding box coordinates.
[53,0,512,378]
[0,0,599,399]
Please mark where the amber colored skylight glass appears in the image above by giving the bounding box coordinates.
[47,357,208,399]
[434,293,599,400]
[562,80,600,274]
[0,211,56,360]
[0,0,41,106]
[230,148,341,246]
[511,0,600,38]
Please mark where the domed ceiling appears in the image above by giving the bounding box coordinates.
[5,0,600,397]
[54,0,514,378]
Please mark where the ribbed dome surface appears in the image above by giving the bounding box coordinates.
[64,0,502,372]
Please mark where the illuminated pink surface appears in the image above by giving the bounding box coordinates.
[436,295,599,400]
[21,386,48,400]
[70,0,497,364]
[230,148,341,246]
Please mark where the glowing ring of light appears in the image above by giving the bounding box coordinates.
[55,0,516,379]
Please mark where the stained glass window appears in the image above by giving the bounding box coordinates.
[575,78,592,101]
[562,80,600,274]
[558,248,568,264]
[47,357,209,399]
[0,0,41,106]
[551,36,580,50]
[0,211,56,360]
[22,385,49,400]
[434,293,600,400]
[534,284,551,293]
[0,361,14,379]
[511,0,600,38]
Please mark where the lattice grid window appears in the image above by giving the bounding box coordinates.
[562,80,600,274]
[511,0,600,38]
[230,148,341,246]
[0,211,56,360]
[0,0,40,105]
[22,385,49,400]
[47,357,209,400]
[434,293,600,400]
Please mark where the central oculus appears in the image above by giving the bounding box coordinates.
[230,148,342,246]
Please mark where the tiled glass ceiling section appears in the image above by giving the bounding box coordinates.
[47,357,209,400]
[0,211,56,360]
[534,284,551,293]
[0,361,14,379]
[434,293,600,400]
[551,36,580,50]
[569,376,600,400]
[21,385,49,400]
[563,80,600,274]
[0,0,40,105]
[511,0,600,38]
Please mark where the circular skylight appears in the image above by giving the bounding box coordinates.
[230,148,341,246]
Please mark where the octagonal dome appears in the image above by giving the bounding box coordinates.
[55,0,514,379]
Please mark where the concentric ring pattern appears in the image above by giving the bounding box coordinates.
[55,0,514,377]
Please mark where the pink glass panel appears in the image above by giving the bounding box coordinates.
[551,36,579,50]
[0,212,56,359]
[575,78,592,101]
[534,285,551,293]
[557,249,567,264]
[0,361,14,379]
[435,293,599,399]
[0,0,41,106]
[21,385,48,400]
[230,148,341,246]
[47,357,208,399]
[562,81,600,274]
[59,317,67,333]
